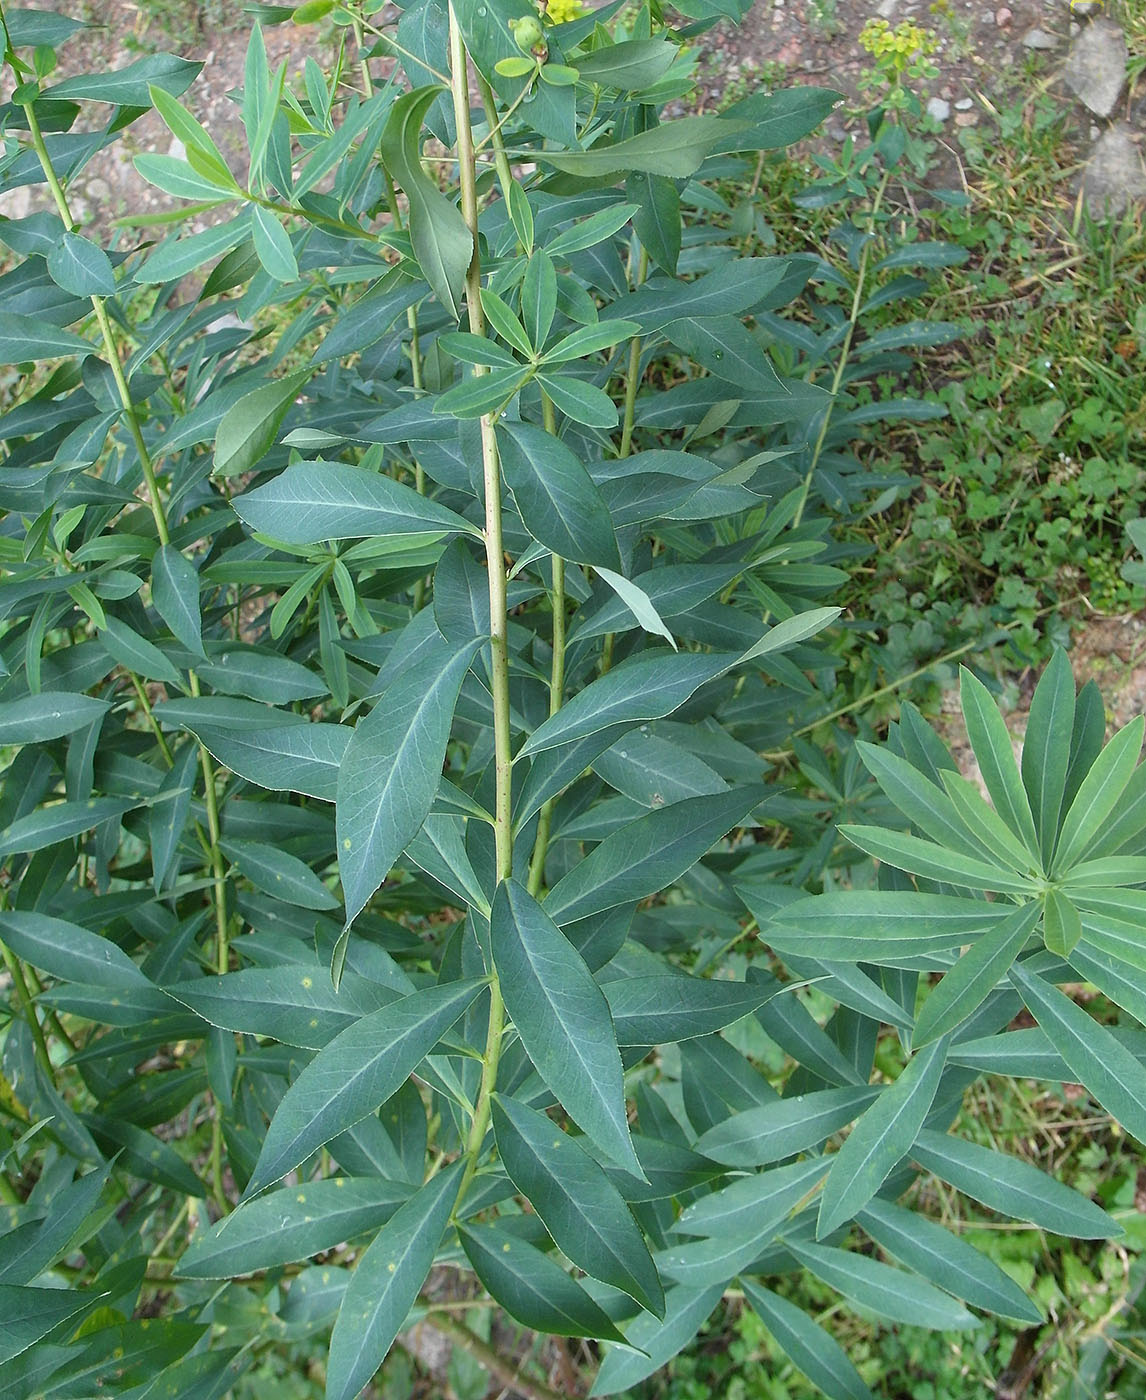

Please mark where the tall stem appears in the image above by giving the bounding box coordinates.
[448,3,511,1197]
[617,245,649,460]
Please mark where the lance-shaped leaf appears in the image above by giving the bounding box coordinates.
[742,1280,873,1400]
[545,787,766,926]
[459,1222,627,1342]
[1053,716,1145,872]
[338,637,481,926]
[912,1129,1120,1238]
[0,910,153,990]
[817,1036,948,1237]
[0,797,138,857]
[590,1284,725,1396]
[784,1238,978,1330]
[673,1157,826,1238]
[491,1094,663,1317]
[857,1198,1042,1324]
[0,314,92,364]
[498,422,621,569]
[538,115,747,179]
[214,370,311,478]
[492,880,639,1176]
[604,976,774,1046]
[0,693,109,745]
[180,1179,412,1278]
[246,980,483,1194]
[194,722,349,802]
[959,667,1040,852]
[840,825,1036,896]
[327,1160,464,1400]
[1021,647,1076,863]
[1010,960,1146,1146]
[380,87,473,320]
[0,1284,97,1367]
[233,461,479,545]
[151,544,205,657]
[694,1086,880,1168]
[0,1162,111,1285]
[222,838,338,911]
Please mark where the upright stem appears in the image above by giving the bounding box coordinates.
[618,246,649,461]
[448,4,511,1197]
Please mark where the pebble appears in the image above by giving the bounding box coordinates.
[955,112,978,126]
[955,97,973,110]
[1022,26,1059,48]
[994,5,1011,25]
[926,96,952,121]
[876,0,897,16]
[1063,18,1128,119]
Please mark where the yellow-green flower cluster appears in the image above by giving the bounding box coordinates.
[541,0,586,23]
[858,17,938,74]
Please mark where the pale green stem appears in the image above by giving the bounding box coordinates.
[448,3,511,1200]
[475,73,518,198]
[618,245,650,461]
[1,942,54,1085]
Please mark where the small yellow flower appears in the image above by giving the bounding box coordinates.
[541,0,586,24]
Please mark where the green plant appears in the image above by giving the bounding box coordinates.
[1,5,1145,1400]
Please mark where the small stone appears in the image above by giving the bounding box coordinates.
[1081,122,1146,216]
[1064,18,1128,118]
[876,0,897,16]
[955,97,973,109]
[1022,26,1059,48]
[1091,124,1100,140]
[85,176,112,204]
[926,97,951,121]
[995,5,1011,24]
[1070,0,1101,14]
[955,112,979,126]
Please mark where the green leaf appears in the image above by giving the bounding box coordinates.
[535,372,619,429]
[0,796,137,857]
[959,667,1040,853]
[492,879,638,1174]
[100,615,182,686]
[222,838,338,910]
[47,52,201,106]
[590,1285,725,1395]
[742,1281,873,1400]
[1020,647,1076,863]
[1010,960,1146,1145]
[840,825,1035,895]
[912,1128,1120,1238]
[0,1284,95,1366]
[693,1086,880,1168]
[214,369,311,477]
[459,1222,627,1341]
[544,203,639,258]
[545,787,766,925]
[0,312,92,363]
[784,1238,978,1330]
[380,87,473,320]
[498,422,621,568]
[574,38,677,90]
[538,115,746,178]
[1052,717,1144,873]
[0,910,152,989]
[857,1198,1042,1324]
[665,315,784,392]
[0,692,109,744]
[912,899,1041,1048]
[717,86,843,151]
[46,231,116,296]
[0,1162,111,1284]
[136,212,251,283]
[818,1037,948,1237]
[491,1094,664,1316]
[542,319,641,363]
[327,1160,464,1400]
[247,980,483,1194]
[151,545,205,657]
[251,204,299,282]
[604,975,772,1046]
[134,153,237,203]
[673,1157,827,1239]
[1043,888,1082,957]
[233,461,479,543]
[628,171,681,275]
[521,250,556,346]
[338,636,480,926]
[595,568,676,649]
[196,648,323,704]
[180,1178,411,1277]
[938,770,1038,873]
[150,742,198,892]
[193,722,350,801]
[855,742,997,862]
[738,606,841,661]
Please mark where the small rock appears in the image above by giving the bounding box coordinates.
[1081,122,1146,216]
[955,97,973,109]
[1070,0,1101,14]
[1091,123,1100,140]
[1069,21,1080,36]
[995,5,1011,24]
[876,0,897,16]
[1022,26,1059,48]
[0,185,32,220]
[926,97,952,121]
[1064,18,1128,118]
[85,176,112,204]
[955,112,979,126]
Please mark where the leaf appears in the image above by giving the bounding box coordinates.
[674,1157,827,1238]
[0,312,92,363]
[535,372,619,429]
[189,721,347,801]
[100,615,182,686]
[459,1222,627,1342]
[857,1198,1042,1324]
[912,899,1041,1048]
[246,980,483,1194]
[665,315,784,392]
[0,1284,95,1366]
[338,637,480,925]
[959,667,1040,852]
[46,231,116,297]
[251,204,299,282]
[855,742,997,862]
[545,203,639,257]
[151,544,205,657]
[133,153,237,203]
[135,213,252,283]
[1021,648,1076,863]
[742,1281,873,1400]
[784,1238,978,1330]
[150,742,198,892]
[717,86,843,151]
[603,975,773,1046]
[47,52,201,105]
[380,87,473,320]
[492,879,638,1175]
[1053,716,1144,872]
[574,38,678,90]
[817,1037,948,1237]
[222,838,338,911]
[538,115,746,178]
[738,606,841,660]
[544,787,766,925]
[233,461,479,543]
[840,825,1035,895]
[590,1285,724,1396]
[1043,888,1082,957]
[491,1094,664,1316]
[596,568,676,649]
[912,1128,1120,1238]
[0,796,137,857]
[214,370,310,477]
[628,171,681,275]
[0,692,109,744]
[498,422,621,568]
[693,1086,880,1168]
[0,910,152,990]
[180,1178,411,1277]
[327,1161,464,1400]
[0,1161,111,1284]
[1010,960,1146,1145]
